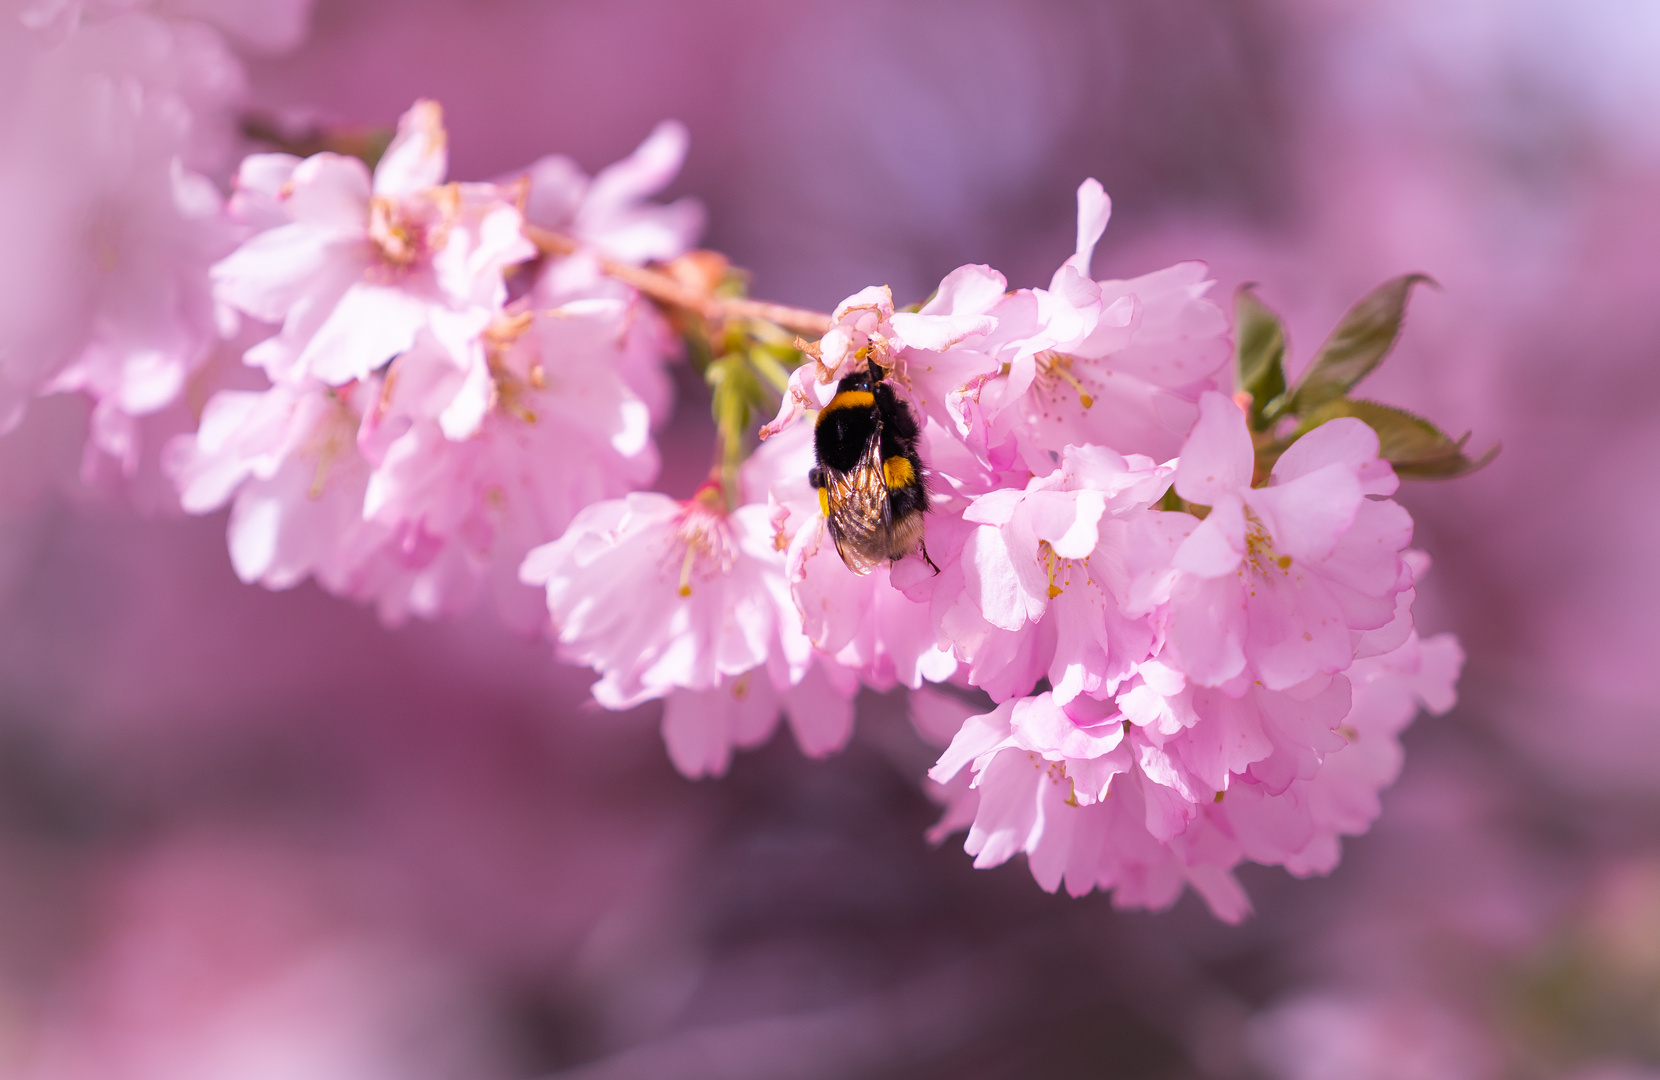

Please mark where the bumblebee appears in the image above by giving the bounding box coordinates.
[807,363,939,575]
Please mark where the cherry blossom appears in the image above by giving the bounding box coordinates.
[1000,180,1231,464]
[926,624,1463,921]
[661,658,856,779]
[169,298,671,625]
[519,483,815,722]
[355,301,667,626]
[875,180,1231,471]
[927,443,1170,704]
[519,119,705,274]
[171,99,700,625]
[0,5,257,451]
[212,100,534,394]
[166,376,389,597]
[519,477,866,776]
[1163,390,1413,691]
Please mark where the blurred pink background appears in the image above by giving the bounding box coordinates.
[1,0,1658,1075]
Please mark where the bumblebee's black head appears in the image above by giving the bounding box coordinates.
[835,364,879,395]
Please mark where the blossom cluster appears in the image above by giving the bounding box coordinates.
[523,180,1464,919]
[0,29,1467,918]
[0,0,311,491]
[166,101,700,625]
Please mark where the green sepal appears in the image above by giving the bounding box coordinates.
[1288,274,1434,414]
[745,345,795,394]
[706,353,765,434]
[1297,398,1498,480]
[1233,285,1288,430]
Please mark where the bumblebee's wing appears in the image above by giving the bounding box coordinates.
[823,433,892,576]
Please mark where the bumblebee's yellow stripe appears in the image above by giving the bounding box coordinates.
[817,487,830,516]
[818,390,874,420]
[882,455,914,489]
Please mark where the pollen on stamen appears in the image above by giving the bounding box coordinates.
[1039,540,1066,599]
[368,196,421,269]
[1034,351,1095,411]
[677,544,697,597]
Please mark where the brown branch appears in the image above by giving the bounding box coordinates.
[522,224,833,337]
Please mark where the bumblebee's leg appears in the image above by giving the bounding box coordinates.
[808,466,824,488]
[919,535,941,575]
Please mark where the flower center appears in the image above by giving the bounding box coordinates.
[1240,511,1294,583]
[1037,539,1092,599]
[1024,751,1081,805]
[1033,351,1096,411]
[484,311,541,424]
[366,185,458,273]
[368,196,423,269]
[671,487,737,597]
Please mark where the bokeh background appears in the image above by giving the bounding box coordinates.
[2,0,1659,1076]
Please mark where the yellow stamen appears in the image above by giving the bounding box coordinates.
[1036,352,1094,409]
[367,196,420,268]
[677,543,697,597]
[1039,539,1064,599]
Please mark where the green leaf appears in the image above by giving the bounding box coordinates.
[1289,274,1434,414]
[1299,398,1497,480]
[1233,285,1287,430]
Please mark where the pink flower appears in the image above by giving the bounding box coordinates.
[355,301,665,626]
[929,443,1170,703]
[518,119,705,270]
[0,12,247,450]
[520,489,792,709]
[165,376,390,596]
[515,123,704,426]
[520,475,867,776]
[926,626,1463,921]
[1163,390,1413,691]
[1004,180,1230,464]
[661,659,856,778]
[886,180,1230,470]
[751,422,956,691]
[212,100,534,389]
[39,160,239,476]
[22,0,313,53]
[168,294,670,626]
[1285,629,1465,875]
[766,181,1227,477]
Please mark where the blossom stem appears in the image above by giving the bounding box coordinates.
[522,224,833,337]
